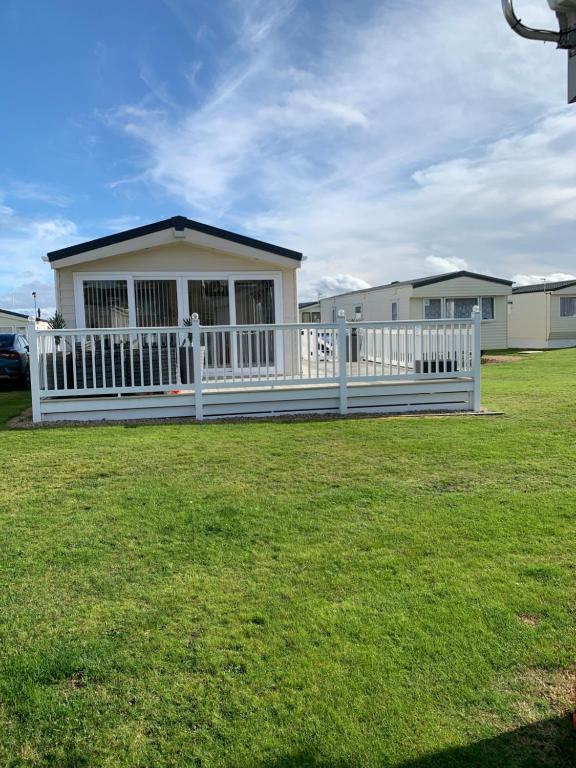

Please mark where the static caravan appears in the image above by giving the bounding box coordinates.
[0,308,30,334]
[299,301,320,323]
[319,270,513,350]
[509,280,576,348]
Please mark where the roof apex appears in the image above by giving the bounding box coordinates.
[47,216,303,264]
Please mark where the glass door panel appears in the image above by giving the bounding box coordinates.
[83,280,129,328]
[188,280,231,368]
[234,280,276,368]
[135,280,178,327]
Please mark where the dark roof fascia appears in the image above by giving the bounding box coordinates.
[320,270,513,301]
[47,216,303,264]
[513,280,576,294]
[299,301,320,309]
[0,308,29,319]
[410,270,513,288]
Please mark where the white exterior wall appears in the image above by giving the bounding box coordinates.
[0,311,30,334]
[54,242,298,328]
[320,276,510,349]
[508,292,548,348]
[411,276,510,349]
[319,285,412,322]
[509,288,576,348]
[549,287,576,346]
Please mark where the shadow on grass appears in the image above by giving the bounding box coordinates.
[259,715,576,768]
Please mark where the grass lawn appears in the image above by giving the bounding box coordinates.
[0,386,30,425]
[0,352,575,767]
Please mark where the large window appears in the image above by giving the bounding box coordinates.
[79,275,280,337]
[83,280,129,328]
[424,296,494,320]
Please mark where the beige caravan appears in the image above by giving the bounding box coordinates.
[509,280,576,348]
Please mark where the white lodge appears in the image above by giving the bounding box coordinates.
[49,216,301,331]
[29,218,483,423]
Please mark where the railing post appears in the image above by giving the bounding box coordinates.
[472,306,481,412]
[337,310,348,415]
[191,313,204,421]
[27,319,42,423]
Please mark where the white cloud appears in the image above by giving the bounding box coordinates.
[426,255,469,274]
[0,200,79,315]
[105,0,575,296]
[29,218,77,240]
[308,273,371,301]
[513,272,576,285]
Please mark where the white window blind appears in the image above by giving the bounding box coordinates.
[83,280,129,328]
[481,297,495,320]
[446,297,476,319]
[424,299,442,319]
[135,280,178,327]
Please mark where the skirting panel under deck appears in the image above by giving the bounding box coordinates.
[39,378,474,422]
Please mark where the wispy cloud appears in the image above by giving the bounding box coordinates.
[106,0,573,297]
[513,272,576,285]
[312,274,371,299]
[0,196,79,314]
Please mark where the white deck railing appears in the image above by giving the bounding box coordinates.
[28,310,481,421]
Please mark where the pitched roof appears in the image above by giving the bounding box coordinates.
[0,307,29,319]
[299,301,320,309]
[321,270,513,301]
[513,279,576,294]
[47,215,303,263]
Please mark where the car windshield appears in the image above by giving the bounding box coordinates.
[0,335,15,349]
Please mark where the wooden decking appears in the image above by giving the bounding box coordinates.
[28,315,481,423]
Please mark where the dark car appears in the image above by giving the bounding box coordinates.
[0,334,30,386]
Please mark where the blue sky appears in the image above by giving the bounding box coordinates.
[1,0,575,314]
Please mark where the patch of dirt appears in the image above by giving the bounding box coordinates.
[64,670,88,690]
[517,613,541,627]
[482,355,526,364]
[5,409,504,430]
[511,667,575,722]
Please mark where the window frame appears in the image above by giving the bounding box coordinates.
[560,296,576,318]
[423,296,495,321]
[74,271,284,328]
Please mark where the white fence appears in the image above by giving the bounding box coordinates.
[28,310,481,422]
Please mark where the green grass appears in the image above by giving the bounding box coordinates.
[1,352,575,767]
[0,386,30,425]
